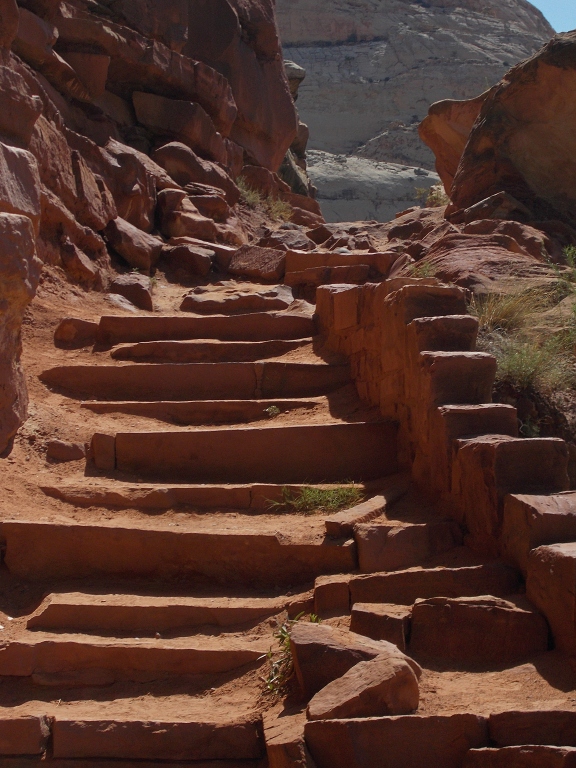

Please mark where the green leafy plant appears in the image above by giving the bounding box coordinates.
[268,483,363,515]
[264,405,281,418]
[262,613,321,695]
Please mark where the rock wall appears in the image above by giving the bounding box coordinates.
[276,0,553,222]
[0,0,309,454]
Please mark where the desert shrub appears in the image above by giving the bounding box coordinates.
[469,288,554,335]
[237,177,262,208]
[415,184,450,208]
[266,196,293,222]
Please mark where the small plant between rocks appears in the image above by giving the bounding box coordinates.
[268,483,363,515]
[262,612,321,696]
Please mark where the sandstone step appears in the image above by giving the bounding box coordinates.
[438,403,519,441]
[108,422,397,483]
[418,351,497,406]
[0,633,269,683]
[407,314,479,352]
[347,563,522,605]
[393,282,468,324]
[502,493,576,573]
[81,398,320,425]
[41,361,350,401]
[0,716,49,756]
[0,761,264,768]
[40,479,379,511]
[324,473,411,538]
[27,592,289,633]
[0,520,357,585]
[111,337,312,363]
[350,603,412,650]
[285,250,395,274]
[97,312,315,345]
[49,715,265,761]
[489,709,576,748]
[527,541,576,654]
[106,421,397,482]
[355,518,463,573]
[409,595,549,665]
[464,746,576,767]
[453,436,570,545]
[305,713,488,768]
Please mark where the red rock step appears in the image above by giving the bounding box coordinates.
[97,311,315,345]
[305,713,488,768]
[81,397,320,425]
[407,314,479,352]
[40,361,350,401]
[103,421,397,483]
[502,492,576,573]
[27,592,291,634]
[111,337,312,363]
[40,479,381,511]
[0,520,356,585]
[0,633,268,684]
[51,715,264,761]
[465,746,576,767]
[417,351,497,406]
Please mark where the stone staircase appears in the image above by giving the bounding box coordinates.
[0,277,575,767]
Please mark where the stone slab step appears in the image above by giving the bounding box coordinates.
[97,312,315,345]
[0,520,357,585]
[0,761,264,768]
[0,716,49,756]
[407,314,479,352]
[0,634,268,683]
[111,337,312,363]
[347,563,522,605]
[108,422,398,482]
[49,716,265,761]
[81,398,320,425]
[355,518,463,573]
[40,479,379,511]
[305,713,488,768]
[502,493,576,573]
[41,361,350,401]
[27,593,289,633]
[418,351,496,406]
[465,746,576,767]
[527,541,576,654]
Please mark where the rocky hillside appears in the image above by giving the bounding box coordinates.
[0,0,323,454]
[277,0,554,220]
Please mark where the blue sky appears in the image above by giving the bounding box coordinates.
[529,1,576,32]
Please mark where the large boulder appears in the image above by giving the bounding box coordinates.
[306,653,419,720]
[290,622,421,699]
[422,33,576,228]
[0,213,41,455]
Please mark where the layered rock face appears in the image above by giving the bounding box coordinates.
[276,0,553,221]
[0,0,308,454]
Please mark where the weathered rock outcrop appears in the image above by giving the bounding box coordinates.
[422,32,576,229]
[0,0,313,453]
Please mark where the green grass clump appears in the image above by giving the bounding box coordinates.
[266,196,293,222]
[269,483,363,515]
[469,288,554,335]
[262,613,321,695]
[237,177,263,208]
[492,336,575,393]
